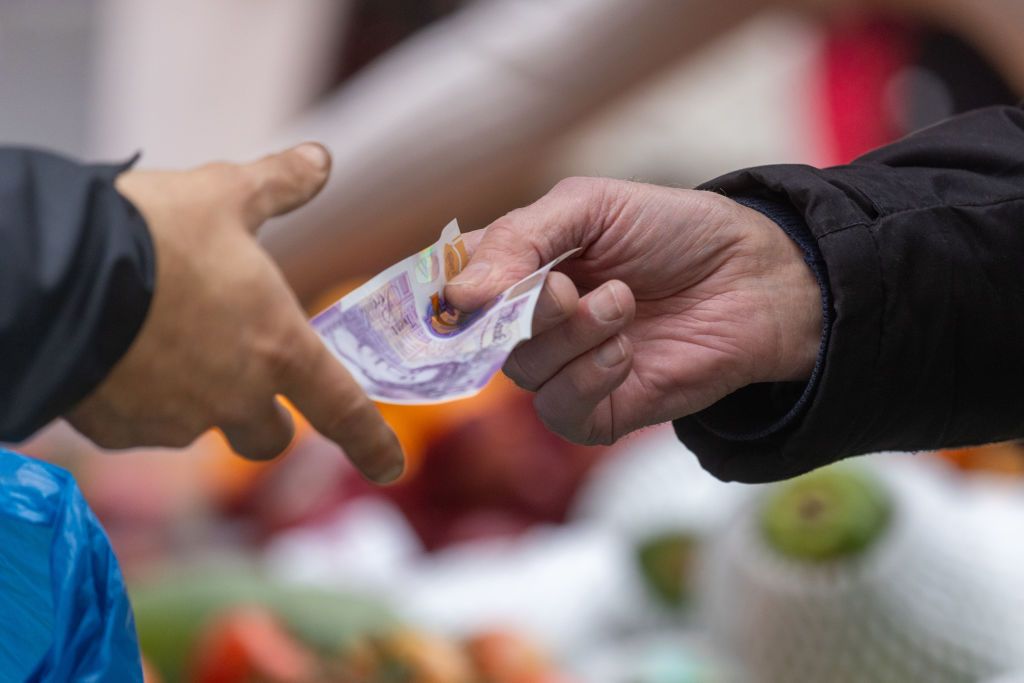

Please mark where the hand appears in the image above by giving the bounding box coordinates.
[445,178,822,445]
[67,144,404,483]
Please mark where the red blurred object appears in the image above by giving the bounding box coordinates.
[820,17,914,164]
[219,380,608,551]
[381,391,609,550]
[219,434,362,539]
[191,606,317,683]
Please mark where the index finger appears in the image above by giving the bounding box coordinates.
[444,177,612,312]
[281,324,404,484]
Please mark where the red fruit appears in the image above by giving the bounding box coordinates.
[387,391,608,550]
[191,605,317,683]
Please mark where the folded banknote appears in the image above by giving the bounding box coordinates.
[312,220,576,404]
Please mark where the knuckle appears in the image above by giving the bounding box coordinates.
[482,215,523,246]
[545,176,627,243]
[550,176,618,212]
[259,339,306,382]
[238,174,264,206]
[257,170,293,199]
[322,393,370,439]
[214,398,259,428]
[503,350,541,391]
[243,172,283,209]
[564,366,598,400]
[482,212,550,274]
[551,176,597,197]
[561,315,596,349]
[534,398,589,445]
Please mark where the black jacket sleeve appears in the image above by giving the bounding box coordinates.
[0,148,154,442]
[674,105,1024,482]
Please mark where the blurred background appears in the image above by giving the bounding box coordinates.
[4,0,1024,681]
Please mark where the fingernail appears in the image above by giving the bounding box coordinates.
[595,337,626,368]
[371,429,405,484]
[373,460,405,485]
[448,261,490,288]
[591,283,624,322]
[296,143,330,171]
[536,284,568,323]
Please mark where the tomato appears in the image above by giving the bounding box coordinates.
[191,606,317,683]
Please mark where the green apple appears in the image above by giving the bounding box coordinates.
[761,466,891,562]
[636,531,699,607]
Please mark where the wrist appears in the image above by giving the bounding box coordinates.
[731,200,824,383]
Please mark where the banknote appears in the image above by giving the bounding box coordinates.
[312,220,578,404]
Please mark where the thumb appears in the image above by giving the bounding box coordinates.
[239,143,332,229]
[445,177,606,311]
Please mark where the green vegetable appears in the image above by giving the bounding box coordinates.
[761,465,891,562]
[130,566,396,682]
[636,532,698,607]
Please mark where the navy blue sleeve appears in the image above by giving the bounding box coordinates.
[0,148,155,441]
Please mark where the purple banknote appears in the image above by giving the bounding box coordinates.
[311,220,577,404]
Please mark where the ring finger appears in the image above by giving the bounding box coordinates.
[505,279,635,391]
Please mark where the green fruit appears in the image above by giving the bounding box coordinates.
[130,566,396,682]
[760,465,891,562]
[636,532,698,607]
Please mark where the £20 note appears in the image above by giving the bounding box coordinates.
[311,220,577,404]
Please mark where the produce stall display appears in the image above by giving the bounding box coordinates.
[21,385,1024,682]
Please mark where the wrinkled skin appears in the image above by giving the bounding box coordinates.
[67,145,403,483]
[446,178,822,446]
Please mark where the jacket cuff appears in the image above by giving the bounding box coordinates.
[686,196,832,442]
[676,107,1024,482]
[50,155,155,430]
[0,150,154,440]
[89,155,155,400]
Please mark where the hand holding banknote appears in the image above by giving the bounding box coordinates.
[312,221,579,405]
[444,178,823,446]
[68,145,403,483]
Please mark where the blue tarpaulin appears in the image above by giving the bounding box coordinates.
[0,449,141,682]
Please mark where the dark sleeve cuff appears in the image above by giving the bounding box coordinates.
[675,106,1024,482]
[0,149,155,440]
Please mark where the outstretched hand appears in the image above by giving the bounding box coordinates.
[67,144,404,483]
[445,178,822,445]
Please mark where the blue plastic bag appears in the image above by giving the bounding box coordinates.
[0,449,142,682]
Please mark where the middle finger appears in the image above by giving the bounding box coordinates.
[505,279,635,391]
